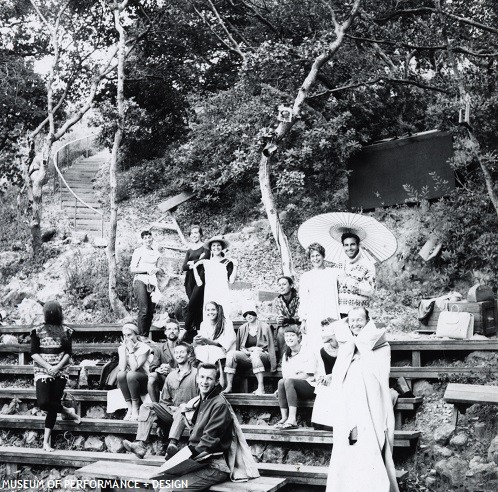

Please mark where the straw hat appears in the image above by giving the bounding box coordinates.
[204,235,230,251]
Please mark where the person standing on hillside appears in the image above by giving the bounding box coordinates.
[298,243,339,352]
[193,235,238,317]
[130,229,162,337]
[147,320,180,402]
[31,301,81,452]
[182,224,210,343]
[331,232,375,318]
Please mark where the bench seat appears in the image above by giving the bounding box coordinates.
[444,383,498,426]
[0,446,408,487]
[77,461,287,492]
[0,415,420,447]
[3,363,495,380]
[0,387,422,410]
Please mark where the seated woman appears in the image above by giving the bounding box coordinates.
[224,307,277,395]
[117,322,151,421]
[193,302,236,380]
[275,326,322,429]
[320,317,338,375]
[31,300,81,452]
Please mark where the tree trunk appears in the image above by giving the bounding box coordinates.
[107,1,129,318]
[259,151,295,276]
[29,139,52,256]
[257,0,361,276]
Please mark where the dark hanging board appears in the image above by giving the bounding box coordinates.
[348,130,455,210]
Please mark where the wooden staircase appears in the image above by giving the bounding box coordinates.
[60,149,110,237]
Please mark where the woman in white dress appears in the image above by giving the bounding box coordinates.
[298,243,339,352]
[193,301,236,366]
[193,235,238,316]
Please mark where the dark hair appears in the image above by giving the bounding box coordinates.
[141,230,152,238]
[197,362,220,380]
[165,320,180,330]
[190,224,203,236]
[341,232,360,245]
[348,307,370,321]
[175,341,190,351]
[277,275,294,286]
[283,325,301,360]
[44,301,63,325]
[205,301,226,340]
[306,242,325,259]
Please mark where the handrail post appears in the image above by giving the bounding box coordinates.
[74,196,77,230]
[101,214,104,238]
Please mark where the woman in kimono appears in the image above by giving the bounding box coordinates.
[326,307,398,492]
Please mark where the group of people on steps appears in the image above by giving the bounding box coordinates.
[30,222,398,491]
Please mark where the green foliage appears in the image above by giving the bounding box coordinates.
[64,249,134,310]
[122,157,177,197]
[0,185,30,251]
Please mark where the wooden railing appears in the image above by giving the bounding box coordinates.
[52,134,105,237]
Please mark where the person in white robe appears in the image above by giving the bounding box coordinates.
[326,307,399,492]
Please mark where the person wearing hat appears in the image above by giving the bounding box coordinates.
[129,229,162,337]
[193,235,238,317]
[117,322,151,421]
[224,306,277,395]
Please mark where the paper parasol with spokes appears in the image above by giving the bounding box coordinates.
[297,212,397,264]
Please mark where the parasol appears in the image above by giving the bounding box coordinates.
[297,212,397,264]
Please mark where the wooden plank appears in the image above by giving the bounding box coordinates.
[0,388,421,414]
[0,319,254,335]
[210,477,287,492]
[3,362,497,380]
[444,383,498,405]
[0,416,418,447]
[0,447,408,486]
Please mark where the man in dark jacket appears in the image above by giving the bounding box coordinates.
[159,363,233,492]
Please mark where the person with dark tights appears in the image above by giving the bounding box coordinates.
[320,317,338,375]
[31,300,81,452]
[182,224,210,343]
[271,276,300,367]
[148,320,180,403]
[274,326,322,430]
[117,323,151,421]
[130,229,161,337]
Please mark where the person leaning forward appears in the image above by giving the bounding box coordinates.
[158,363,259,492]
[148,320,180,402]
[123,342,197,459]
